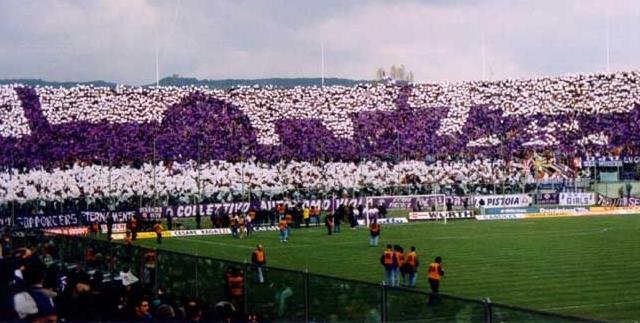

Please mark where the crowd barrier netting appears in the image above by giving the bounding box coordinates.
[9,232,600,322]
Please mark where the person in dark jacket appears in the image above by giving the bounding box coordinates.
[348,205,358,229]
[325,213,334,235]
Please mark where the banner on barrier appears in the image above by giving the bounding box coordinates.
[524,207,588,218]
[474,194,531,208]
[408,210,474,221]
[44,227,88,236]
[559,193,596,206]
[366,195,467,210]
[15,213,80,229]
[589,206,640,215]
[596,195,640,207]
[111,225,280,239]
[356,217,408,226]
[82,211,136,224]
[536,193,560,205]
[476,214,526,220]
[99,223,127,234]
[483,207,539,215]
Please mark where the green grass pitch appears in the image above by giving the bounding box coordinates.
[134,215,640,321]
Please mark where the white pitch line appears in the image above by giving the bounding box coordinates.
[542,299,640,311]
[170,237,255,249]
[430,228,604,240]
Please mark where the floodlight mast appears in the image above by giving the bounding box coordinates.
[605,8,610,73]
[155,33,160,87]
[321,40,325,88]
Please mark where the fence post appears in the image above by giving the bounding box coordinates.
[304,267,310,323]
[381,281,388,323]
[243,261,249,316]
[484,297,492,323]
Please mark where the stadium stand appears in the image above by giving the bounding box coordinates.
[0,71,639,207]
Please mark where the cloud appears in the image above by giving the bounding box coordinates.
[0,0,638,84]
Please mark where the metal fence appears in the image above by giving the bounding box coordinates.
[11,232,598,322]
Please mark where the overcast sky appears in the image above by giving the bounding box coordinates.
[1,0,639,85]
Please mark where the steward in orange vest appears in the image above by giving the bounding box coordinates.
[428,256,445,304]
[278,218,288,242]
[394,245,406,286]
[380,244,398,286]
[369,221,380,246]
[153,221,163,244]
[251,244,266,283]
[405,246,419,287]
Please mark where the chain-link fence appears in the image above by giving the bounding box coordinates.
[10,232,599,322]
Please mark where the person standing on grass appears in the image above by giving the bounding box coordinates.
[427,256,445,304]
[394,245,405,287]
[348,205,358,229]
[245,212,253,237]
[195,208,202,229]
[238,213,246,239]
[303,206,310,228]
[369,220,380,246]
[311,206,320,227]
[380,244,397,286]
[333,207,342,233]
[166,211,173,230]
[251,244,266,283]
[405,246,419,287]
[325,213,334,235]
[230,214,239,238]
[129,215,138,240]
[153,220,164,244]
[285,210,293,237]
[278,217,288,242]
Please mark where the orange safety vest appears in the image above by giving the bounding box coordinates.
[154,223,163,233]
[90,223,99,233]
[285,214,293,224]
[254,250,265,263]
[396,252,405,268]
[278,219,287,231]
[383,250,394,266]
[277,205,285,214]
[228,274,244,297]
[406,252,417,269]
[428,262,442,280]
[370,223,380,234]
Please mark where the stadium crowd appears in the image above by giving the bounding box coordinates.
[1,71,639,208]
[0,232,255,322]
